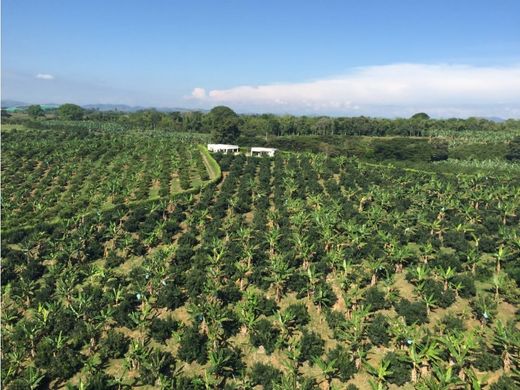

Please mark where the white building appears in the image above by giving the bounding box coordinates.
[207,144,240,154]
[251,147,277,157]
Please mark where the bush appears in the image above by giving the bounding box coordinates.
[422,279,456,308]
[440,314,465,333]
[99,330,129,360]
[385,352,412,386]
[284,303,310,328]
[178,325,208,364]
[327,345,357,381]
[364,286,390,311]
[473,350,502,371]
[490,375,519,390]
[156,283,186,310]
[299,330,325,364]
[367,313,390,346]
[149,316,178,343]
[395,299,428,325]
[250,319,279,355]
[250,362,282,390]
[452,273,476,298]
[139,349,175,385]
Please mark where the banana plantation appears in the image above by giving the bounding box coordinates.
[2,129,520,389]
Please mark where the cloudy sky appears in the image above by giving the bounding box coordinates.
[2,0,520,117]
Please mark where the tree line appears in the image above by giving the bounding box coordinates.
[6,103,520,138]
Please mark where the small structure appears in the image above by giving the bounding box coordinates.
[251,147,277,157]
[207,144,240,154]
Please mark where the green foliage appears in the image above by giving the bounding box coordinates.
[299,330,325,364]
[421,279,456,308]
[384,352,412,386]
[506,136,520,161]
[27,104,45,118]
[250,362,282,390]
[490,375,519,390]
[149,316,179,343]
[472,350,502,371]
[250,319,280,355]
[99,330,130,360]
[58,103,85,120]
[367,313,390,346]
[284,303,311,328]
[178,325,208,364]
[364,286,390,311]
[327,345,357,381]
[411,112,430,120]
[209,106,241,143]
[395,299,428,325]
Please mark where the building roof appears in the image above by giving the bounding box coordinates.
[207,144,239,149]
[251,147,277,152]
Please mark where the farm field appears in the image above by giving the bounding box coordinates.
[1,128,519,389]
[1,129,213,230]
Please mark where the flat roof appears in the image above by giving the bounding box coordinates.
[251,147,277,152]
[208,144,239,148]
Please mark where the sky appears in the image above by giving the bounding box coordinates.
[2,0,520,118]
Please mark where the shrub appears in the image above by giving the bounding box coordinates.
[452,273,476,298]
[149,316,178,343]
[384,352,412,386]
[473,350,502,371]
[422,279,456,308]
[156,283,186,310]
[440,314,465,333]
[490,375,519,390]
[250,362,282,390]
[327,345,357,381]
[250,319,279,355]
[395,299,428,325]
[99,330,129,360]
[178,325,208,364]
[299,330,325,364]
[364,286,390,311]
[284,303,310,328]
[367,313,390,346]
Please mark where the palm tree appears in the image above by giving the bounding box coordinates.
[437,266,455,292]
[313,356,337,390]
[267,254,294,302]
[440,331,475,382]
[365,358,393,390]
[492,320,520,374]
[422,294,437,316]
[493,245,509,273]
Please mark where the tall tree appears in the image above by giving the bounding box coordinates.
[209,106,241,143]
[27,105,45,118]
[58,103,84,120]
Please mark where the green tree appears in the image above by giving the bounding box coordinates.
[505,136,520,161]
[27,105,45,118]
[58,103,84,120]
[209,106,241,143]
[411,112,430,120]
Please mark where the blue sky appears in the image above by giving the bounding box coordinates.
[2,0,520,117]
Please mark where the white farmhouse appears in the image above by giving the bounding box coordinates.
[207,144,240,154]
[251,147,277,157]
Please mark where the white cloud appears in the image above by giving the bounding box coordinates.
[189,63,520,117]
[35,73,54,80]
[190,87,206,99]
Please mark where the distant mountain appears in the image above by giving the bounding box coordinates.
[1,100,207,113]
[1,99,28,108]
[82,104,208,113]
[482,116,505,123]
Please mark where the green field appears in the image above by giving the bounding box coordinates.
[2,121,519,389]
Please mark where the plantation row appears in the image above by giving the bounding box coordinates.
[1,129,212,229]
[2,149,519,389]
